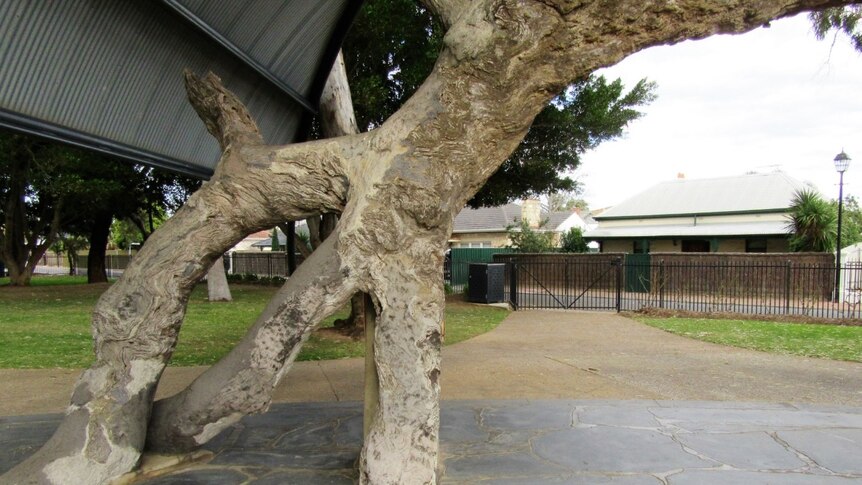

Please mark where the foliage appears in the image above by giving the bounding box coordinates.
[506,218,556,253]
[51,234,88,273]
[0,130,200,285]
[787,189,836,252]
[0,280,509,368]
[639,316,862,362]
[548,191,588,212]
[834,195,862,249]
[810,5,862,52]
[560,227,589,253]
[469,76,656,207]
[0,131,79,285]
[342,0,656,208]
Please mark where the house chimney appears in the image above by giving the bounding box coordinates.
[522,198,541,229]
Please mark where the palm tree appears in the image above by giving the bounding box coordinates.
[787,189,837,252]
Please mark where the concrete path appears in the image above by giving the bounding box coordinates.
[2,310,860,416]
[2,310,861,483]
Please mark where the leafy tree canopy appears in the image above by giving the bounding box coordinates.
[810,5,862,52]
[560,227,589,253]
[506,219,556,253]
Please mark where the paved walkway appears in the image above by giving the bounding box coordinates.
[2,311,861,483]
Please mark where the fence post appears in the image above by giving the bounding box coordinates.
[508,262,518,310]
[784,260,791,314]
[659,260,665,309]
[615,257,622,312]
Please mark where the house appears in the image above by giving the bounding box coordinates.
[232,222,311,252]
[449,199,586,248]
[584,172,810,253]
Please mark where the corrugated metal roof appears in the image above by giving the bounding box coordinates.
[597,172,810,220]
[0,0,360,178]
[453,203,581,233]
[584,220,790,239]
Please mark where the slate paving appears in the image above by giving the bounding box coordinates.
[2,400,861,484]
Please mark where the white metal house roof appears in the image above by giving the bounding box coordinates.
[596,172,810,220]
[0,0,361,178]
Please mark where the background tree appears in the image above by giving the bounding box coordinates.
[547,191,588,212]
[810,5,862,51]
[833,195,862,249]
[788,189,837,252]
[560,227,589,253]
[0,131,78,285]
[506,219,556,253]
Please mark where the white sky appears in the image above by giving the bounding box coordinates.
[577,13,862,210]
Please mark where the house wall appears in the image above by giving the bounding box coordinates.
[599,237,790,254]
[449,232,510,248]
[767,238,790,252]
[602,240,632,253]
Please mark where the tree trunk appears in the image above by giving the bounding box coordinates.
[87,212,112,284]
[333,292,366,335]
[5,2,852,484]
[206,256,232,301]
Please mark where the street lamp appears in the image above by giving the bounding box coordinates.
[834,150,851,302]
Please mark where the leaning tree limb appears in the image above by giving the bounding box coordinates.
[146,236,357,451]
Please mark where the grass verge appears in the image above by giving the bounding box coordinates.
[637,316,862,362]
[0,276,509,368]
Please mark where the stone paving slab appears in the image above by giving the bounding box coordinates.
[3,400,862,484]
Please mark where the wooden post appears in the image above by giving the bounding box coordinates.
[363,293,378,437]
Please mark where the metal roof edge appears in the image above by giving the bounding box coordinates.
[594,208,789,221]
[0,109,214,179]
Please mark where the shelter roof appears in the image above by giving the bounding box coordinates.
[0,0,361,178]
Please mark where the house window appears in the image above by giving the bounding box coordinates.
[453,241,493,248]
[745,238,768,253]
[681,240,710,252]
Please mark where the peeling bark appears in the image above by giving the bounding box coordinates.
[5,2,855,483]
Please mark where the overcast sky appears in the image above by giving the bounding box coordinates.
[576,13,862,210]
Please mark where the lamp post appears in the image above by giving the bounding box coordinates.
[834,150,851,302]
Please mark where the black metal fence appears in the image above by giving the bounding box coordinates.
[502,257,862,320]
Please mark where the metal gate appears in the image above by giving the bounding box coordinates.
[508,258,622,310]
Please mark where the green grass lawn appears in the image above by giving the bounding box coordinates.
[637,316,862,362]
[0,276,509,368]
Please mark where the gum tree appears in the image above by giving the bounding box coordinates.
[6,1,855,484]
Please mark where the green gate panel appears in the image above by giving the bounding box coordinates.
[624,253,651,293]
